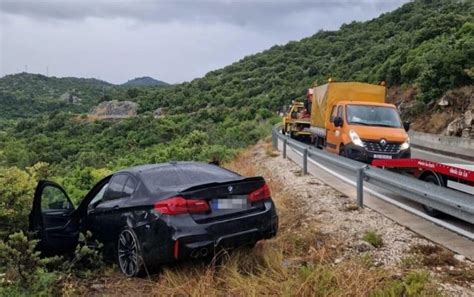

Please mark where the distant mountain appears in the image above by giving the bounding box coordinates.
[122,76,168,87]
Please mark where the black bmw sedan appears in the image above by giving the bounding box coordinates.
[29,162,278,277]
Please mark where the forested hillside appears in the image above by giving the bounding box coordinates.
[0,73,115,117]
[0,73,167,118]
[133,0,472,115]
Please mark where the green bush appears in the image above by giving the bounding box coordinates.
[0,231,106,295]
[0,232,61,296]
[363,230,384,248]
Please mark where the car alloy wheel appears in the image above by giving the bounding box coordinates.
[118,228,143,277]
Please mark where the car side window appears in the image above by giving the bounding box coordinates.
[123,177,137,196]
[89,183,109,208]
[330,106,337,122]
[103,174,128,201]
[41,186,73,212]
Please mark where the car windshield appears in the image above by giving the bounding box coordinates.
[346,105,402,128]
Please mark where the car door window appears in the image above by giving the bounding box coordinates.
[41,185,73,212]
[123,177,137,196]
[103,174,128,201]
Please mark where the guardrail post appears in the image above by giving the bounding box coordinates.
[272,129,277,150]
[356,167,364,208]
[303,148,308,175]
[283,139,287,159]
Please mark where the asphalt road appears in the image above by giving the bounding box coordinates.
[275,135,473,256]
[411,147,474,165]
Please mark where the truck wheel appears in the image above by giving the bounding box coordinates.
[339,145,346,157]
[421,174,442,218]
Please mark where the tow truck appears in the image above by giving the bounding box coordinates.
[372,158,474,217]
[282,101,311,141]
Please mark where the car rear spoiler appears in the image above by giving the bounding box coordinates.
[179,176,265,194]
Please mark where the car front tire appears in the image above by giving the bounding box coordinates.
[117,228,145,277]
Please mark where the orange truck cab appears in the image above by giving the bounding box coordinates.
[307,82,411,163]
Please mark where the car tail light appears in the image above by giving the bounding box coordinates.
[248,183,271,203]
[154,196,209,215]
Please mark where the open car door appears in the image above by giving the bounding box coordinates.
[29,180,79,254]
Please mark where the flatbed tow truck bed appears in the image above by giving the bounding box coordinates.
[372,158,474,195]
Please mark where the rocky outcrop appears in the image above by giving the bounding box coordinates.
[60,90,81,104]
[153,107,165,119]
[446,100,473,138]
[89,100,138,119]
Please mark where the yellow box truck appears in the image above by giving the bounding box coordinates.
[306,81,411,163]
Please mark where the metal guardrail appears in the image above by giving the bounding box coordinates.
[271,125,474,225]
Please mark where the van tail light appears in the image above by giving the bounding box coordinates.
[154,196,209,215]
[248,183,271,203]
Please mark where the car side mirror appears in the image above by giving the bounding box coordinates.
[403,121,410,132]
[334,116,343,127]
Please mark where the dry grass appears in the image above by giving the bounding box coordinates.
[408,244,474,285]
[263,142,280,158]
[410,244,458,267]
[76,144,440,296]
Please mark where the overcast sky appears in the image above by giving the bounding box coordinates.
[0,0,408,84]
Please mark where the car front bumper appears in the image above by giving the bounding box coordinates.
[343,143,411,164]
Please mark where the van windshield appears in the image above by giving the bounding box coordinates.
[346,105,402,128]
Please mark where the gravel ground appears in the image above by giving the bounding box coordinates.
[252,142,474,296]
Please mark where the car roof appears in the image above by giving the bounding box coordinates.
[117,162,242,195]
[338,101,396,108]
[116,161,218,175]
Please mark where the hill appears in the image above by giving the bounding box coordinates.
[136,1,473,117]
[122,76,168,87]
[2,1,471,120]
[0,73,114,118]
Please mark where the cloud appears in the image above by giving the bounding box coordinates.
[1,0,407,28]
[0,0,409,83]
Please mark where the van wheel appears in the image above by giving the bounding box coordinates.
[421,174,442,218]
[117,228,145,277]
[339,145,346,157]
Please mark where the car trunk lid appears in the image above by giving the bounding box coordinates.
[179,177,268,223]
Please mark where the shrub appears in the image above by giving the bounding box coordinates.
[0,167,36,237]
[63,232,105,278]
[363,230,383,248]
[0,232,61,296]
